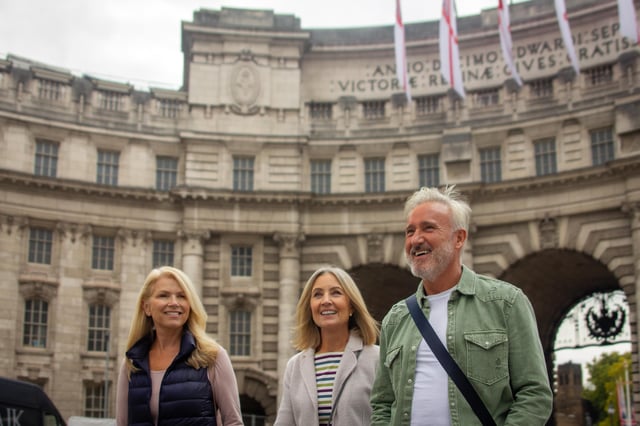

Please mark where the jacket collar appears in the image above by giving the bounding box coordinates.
[126,328,197,371]
[416,264,477,304]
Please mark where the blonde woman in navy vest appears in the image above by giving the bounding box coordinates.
[115,266,243,425]
[275,266,380,426]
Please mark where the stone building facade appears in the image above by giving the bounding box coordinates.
[0,0,639,424]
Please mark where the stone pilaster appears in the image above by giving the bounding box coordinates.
[273,232,304,396]
[179,229,210,297]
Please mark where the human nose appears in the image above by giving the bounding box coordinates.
[168,295,179,305]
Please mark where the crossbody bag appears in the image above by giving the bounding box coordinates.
[405,294,497,426]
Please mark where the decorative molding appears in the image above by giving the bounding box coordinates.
[273,232,304,258]
[539,214,558,249]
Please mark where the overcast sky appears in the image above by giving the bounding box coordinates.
[0,0,519,90]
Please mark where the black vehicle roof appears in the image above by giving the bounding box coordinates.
[0,376,65,422]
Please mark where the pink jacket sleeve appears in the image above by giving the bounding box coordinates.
[210,347,244,425]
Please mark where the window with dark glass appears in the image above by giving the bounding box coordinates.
[37,78,62,101]
[480,147,502,183]
[34,139,58,177]
[28,227,53,264]
[311,160,331,194]
[309,102,333,120]
[23,299,48,348]
[415,96,442,115]
[590,127,614,166]
[152,239,175,268]
[158,98,182,118]
[229,310,251,356]
[98,90,122,111]
[156,156,178,190]
[233,156,254,191]
[363,101,385,119]
[534,138,557,176]
[84,383,108,418]
[365,158,385,193]
[231,246,252,277]
[418,154,440,187]
[97,150,119,186]
[92,236,114,270]
[472,88,500,107]
[87,304,110,352]
[530,78,554,98]
[585,64,613,86]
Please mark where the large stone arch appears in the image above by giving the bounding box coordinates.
[349,264,420,322]
[235,367,278,425]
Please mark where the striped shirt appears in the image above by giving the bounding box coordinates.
[315,351,343,426]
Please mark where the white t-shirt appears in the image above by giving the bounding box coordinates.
[410,287,455,426]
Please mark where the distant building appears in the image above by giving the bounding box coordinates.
[555,362,592,426]
[0,0,638,424]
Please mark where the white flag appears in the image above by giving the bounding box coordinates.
[617,0,639,44]
[439,0,465,98]
[554,0,580,74]
[498,0,522,86]
[394,0,411,102]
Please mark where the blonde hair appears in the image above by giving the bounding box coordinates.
[404,185,471,233]
[124,266,219,373]
[293,266,379,351]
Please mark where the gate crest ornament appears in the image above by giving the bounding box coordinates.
[585,293,626,344]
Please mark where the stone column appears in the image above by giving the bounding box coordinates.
[273,232,304,393]
[625,203,640,420]
[179,230,210,298]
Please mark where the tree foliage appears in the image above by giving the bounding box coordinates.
[582,351,631,425]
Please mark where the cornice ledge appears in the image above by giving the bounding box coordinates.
[0,170,173,202]
[466,157,640,199]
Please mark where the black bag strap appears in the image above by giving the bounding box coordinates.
[405,294,497,426]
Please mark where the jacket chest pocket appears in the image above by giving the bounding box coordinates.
[464,331,508,386]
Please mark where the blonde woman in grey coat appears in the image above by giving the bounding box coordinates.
[274,266,380,426]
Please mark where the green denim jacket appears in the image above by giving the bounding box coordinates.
[370,266,553,426]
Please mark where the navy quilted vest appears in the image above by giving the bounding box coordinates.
[126,330,216,426]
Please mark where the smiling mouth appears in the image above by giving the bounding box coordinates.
[412,248,432,257]
[320,310,337,316]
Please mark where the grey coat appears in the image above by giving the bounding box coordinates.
[274,332,380,426]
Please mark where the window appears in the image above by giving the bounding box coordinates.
[87,304,110,352]
[231,246,252,277]
[418,154,440,187]
[28,227,53,264]
[415,96,442,115]
[310,160,331,194]
[363,101,385,120]
[152,239,175,268]
[534,138,557,176]
[585,64,613,86]
[84,383,108,418]
[472,88,500,107]
[590,127,614,166]
[480,147,502,183]
[309,102,332,120]
[156,156,178,190]
[23,299,48,348]
[34,139,58,177]
[530,78,554,98]
[158,98,182,118]
[229,310,251,356]
[37,78,62,101]
[365,158,385,193]
[97,150,119,186]
[233,156,254,192]
[98,90,123,111]
[92,236,115,270]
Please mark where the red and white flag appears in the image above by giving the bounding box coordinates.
[439,0,465,98]
[617,0,639,44]
[394,0,411,102]
[554,0,580,74]
[498,0,522,85]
